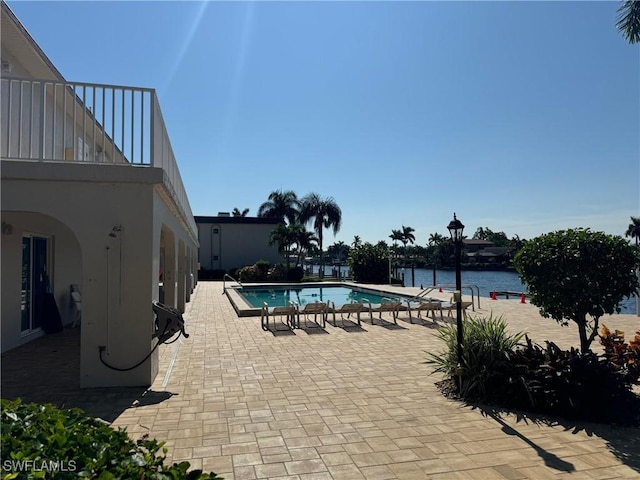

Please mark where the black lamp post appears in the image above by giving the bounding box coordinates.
[447,213,465,366]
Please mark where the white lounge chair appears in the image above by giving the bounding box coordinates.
[405,299,442,323]
[261,301,297,331]
[297,301,328,328]
[365,299,401,325]
[328,301,364,327]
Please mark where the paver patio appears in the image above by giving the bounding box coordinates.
[2,281,640,479]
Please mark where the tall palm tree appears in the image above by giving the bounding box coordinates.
[617,1,640,44]
[299,193,342,278]
[389,229,403,277]
[428,232,445,247]
[232,207,249,217]
[292,227,318,267]
[257,190,299,224]
[400,225,415,266]
[625,216,640,246]
[268,223,300,269]
[352,235,362,248]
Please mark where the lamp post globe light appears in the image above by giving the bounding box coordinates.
[447,213,465,366]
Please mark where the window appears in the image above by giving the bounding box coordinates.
[213,228,219,234]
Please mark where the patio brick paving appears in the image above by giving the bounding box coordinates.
[2,280,640,479]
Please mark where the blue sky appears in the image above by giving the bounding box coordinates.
[9,0,639,246]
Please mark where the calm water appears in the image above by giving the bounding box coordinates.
[239,285,403,308]
[312,266,638,315]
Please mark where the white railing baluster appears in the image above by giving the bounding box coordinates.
[1,77,197,238]
[7,80,12,157]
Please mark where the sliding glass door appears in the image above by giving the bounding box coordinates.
[21,235,50,334]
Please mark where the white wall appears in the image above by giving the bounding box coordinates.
[1,211,81,351]
[2,170,158,387]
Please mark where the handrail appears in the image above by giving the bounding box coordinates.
[222,274,243,293]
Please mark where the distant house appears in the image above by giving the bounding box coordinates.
[462,239,494,252]
[464,239,511,264]
[195,215,282,273]
[1,2,198,388]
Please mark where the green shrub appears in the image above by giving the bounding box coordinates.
[427,313,525,398]
[255,260,270,275]
[267,263,287,281]
[347,242,389,284]
[428,316,640,425]
[600,325,640,385]
[287,266,304,282]
[238,263,269,282]
[1,398,222,479]
[509,339,640,424]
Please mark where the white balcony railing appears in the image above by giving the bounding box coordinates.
[0,77,196,237]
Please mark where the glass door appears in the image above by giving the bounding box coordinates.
[21,235,50,334]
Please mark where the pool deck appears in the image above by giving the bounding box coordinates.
[2,281,640,479]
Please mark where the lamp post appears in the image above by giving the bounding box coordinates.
[447,213,465,366]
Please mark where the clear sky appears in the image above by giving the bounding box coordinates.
[8,0,639,246]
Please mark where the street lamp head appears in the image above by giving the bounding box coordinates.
[447,213,465,243]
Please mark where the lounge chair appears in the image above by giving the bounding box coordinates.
[404,299,442,323]
[328,301,364,327]
[365,299,401,325]
[261,301,297,331]
[297,301,328,328]
[440,300,473,317]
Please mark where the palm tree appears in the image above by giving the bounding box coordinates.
[292,227,318,267]
[428,232,445,247]
[625,216,640,246]
[268,223,299,269]
[352,235,362,248]
[400,225,415,266]
[389,229,403,277]
[257,190,299,224]
[617,1,640,44]
[232,207,249,217]
[299,193,342,278]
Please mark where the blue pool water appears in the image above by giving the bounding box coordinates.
[237,285,402,308]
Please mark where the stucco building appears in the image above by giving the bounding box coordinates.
[1,2,198,387]
[195,214,283,273]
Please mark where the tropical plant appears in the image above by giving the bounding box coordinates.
[428,232,445,246]
[352,235,362,248]
[389,229,402,253]
[327,241,349,263]
[625,215,640,246]
[600,324,640,384]
[427,313,526,398]
[268,223,303,269]
[292,227,318,267]
[232,207,249,217]
[617,0,640,44]
[347,242,389,284]
[513,228,640,352]
[399,225,415,265]
[257,190,299,224]
[1,399,222,479]
[299,193,342,278]
[508,338,640,425]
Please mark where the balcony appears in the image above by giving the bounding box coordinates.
[0,77,196,238]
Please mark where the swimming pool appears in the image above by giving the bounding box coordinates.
[234,284,401,309]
